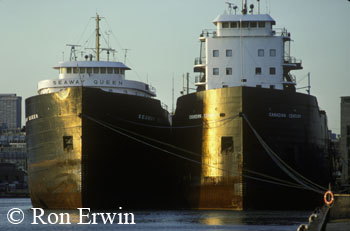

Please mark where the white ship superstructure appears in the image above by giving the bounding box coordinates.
[195,0,302,91]
[38,61,156,98]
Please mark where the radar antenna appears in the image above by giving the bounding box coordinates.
[233,5,238,14]
[249,4,254,14]
[122,48,130,64]
[101,48,116,61]
[66,44,81,61]
[225,2,236,14]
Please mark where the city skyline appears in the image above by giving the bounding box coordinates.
[0,0,349,133]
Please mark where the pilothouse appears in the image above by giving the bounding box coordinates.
[195,0,302,92]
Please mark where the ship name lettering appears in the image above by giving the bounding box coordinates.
[268,112,301,119]
[92,80,121,86]
[189,114,202,120]
[138,114,155,121]
[288,113,302,119]
[52,80,85,86]
[268,112,286,118]
[25,114,39,122]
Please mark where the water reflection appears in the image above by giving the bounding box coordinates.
[198,211,243,226]
[196,210,309,226]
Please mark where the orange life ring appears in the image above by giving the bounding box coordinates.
[324,190,334,206]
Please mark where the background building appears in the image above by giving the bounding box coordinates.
[0,94,22,129]
[340,96,350,184]
[0,128,26,172]
[0,94,27,195]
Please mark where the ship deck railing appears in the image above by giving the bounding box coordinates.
[272,28,290,37]
[284,56,302,65]
[161,102,168,111]
[200,29,217,38]
[195,74,206,84]
[194,57,206,66]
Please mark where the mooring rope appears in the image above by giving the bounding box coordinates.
[241,113,327,194]
[83,114,316,191]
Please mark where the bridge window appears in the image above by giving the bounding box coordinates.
[60,68,67,74]
[230,22,238,28]
[80,67,86,73]
[270,49,276,57]
[67,67,72,74]
[87,67,92,74]
[73,67,79,74]
[114,68,119,74]
[107,67,113,74]
[213,68,219,75]
[222,22,229,28]
[242,22,249,28]
[213,50,219,57]
[93,67,99,74]
[258,22,265,28]
[250,22,257,28]
[100,67,106,74]
[120,69,125,75]
[258,49,264,57]
[256,67,262,75]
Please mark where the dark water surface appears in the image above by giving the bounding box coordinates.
[0,198,310,230]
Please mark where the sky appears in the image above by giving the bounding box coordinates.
[0,0,349,134]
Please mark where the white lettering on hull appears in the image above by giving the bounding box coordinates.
[268,112,301,119]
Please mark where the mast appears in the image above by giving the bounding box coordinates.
[307,72,311,95]
[95,14,101,61]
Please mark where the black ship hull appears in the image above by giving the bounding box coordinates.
[172,86,332,210]
[26,87,194,209]
[26,86,332,210]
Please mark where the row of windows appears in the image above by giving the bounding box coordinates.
[256,67,276,75]
[222,84,276,89]
[60,67,125,75]
[212,67,276,75]
[258,49,276,57]
[213,49,276,58]
[213,49,232,57]
[222,21,266,29]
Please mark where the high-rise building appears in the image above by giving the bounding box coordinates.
[0,94,22,129]
[340,96,350,184]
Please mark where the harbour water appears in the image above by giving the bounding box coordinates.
[0,198,311,231]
